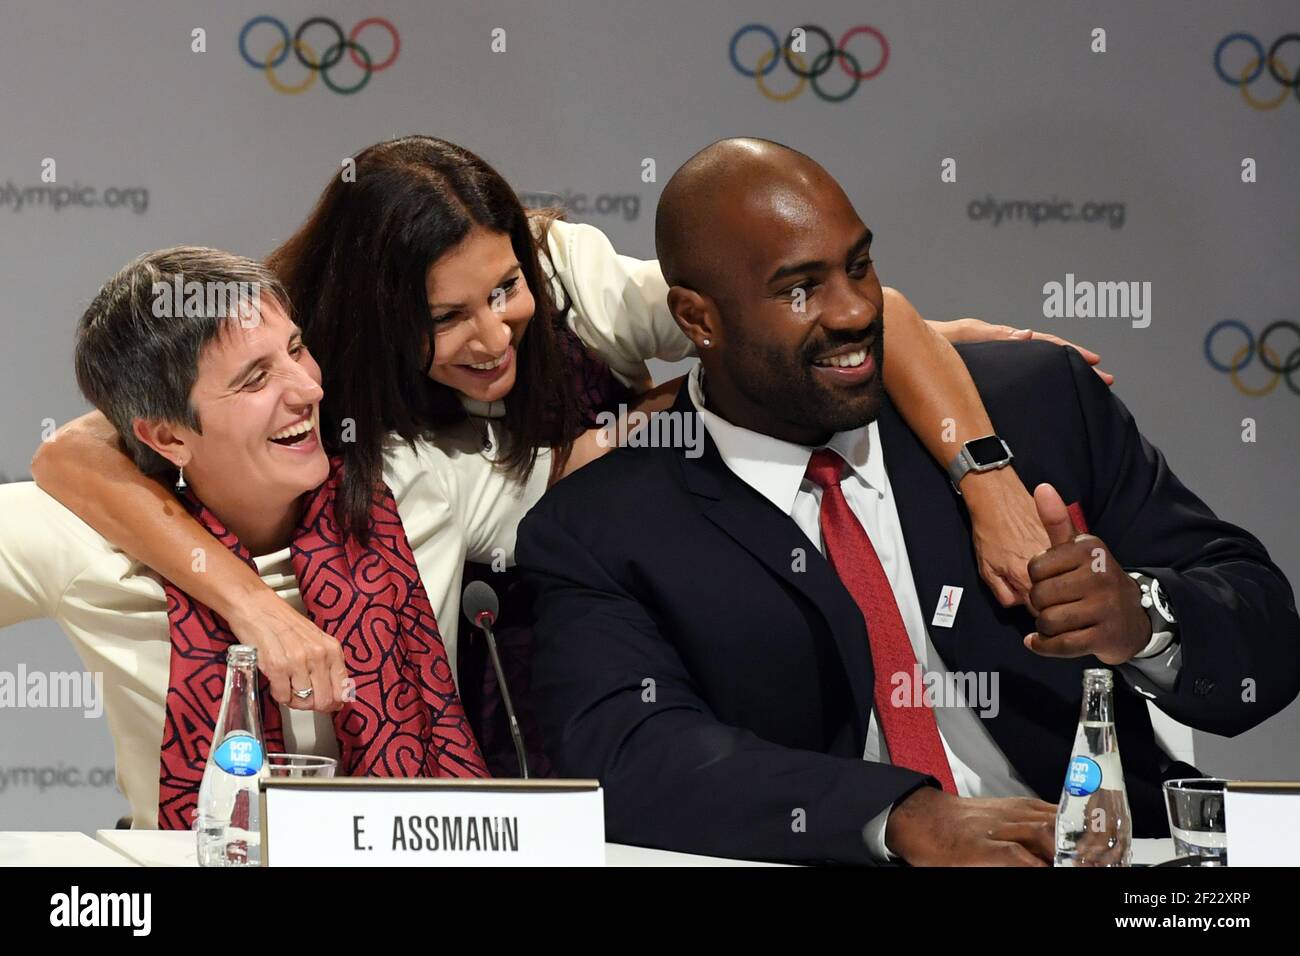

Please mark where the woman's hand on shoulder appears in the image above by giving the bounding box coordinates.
[923,312,1114,386]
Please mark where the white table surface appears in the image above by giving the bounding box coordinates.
[1,830,1174,867]
[1133,838,1175,866]
[92,829,786,867]
[0,831,138,867]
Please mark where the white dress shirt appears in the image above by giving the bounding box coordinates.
[0,426,551,829]
[690,367,1051,858]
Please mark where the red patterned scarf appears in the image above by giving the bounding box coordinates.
[157,458,487,829]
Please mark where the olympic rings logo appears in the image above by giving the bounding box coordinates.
[239,16,400,95]
[729,24,889,102]
[1204,320,1300,397]
[1213,33,1299,110]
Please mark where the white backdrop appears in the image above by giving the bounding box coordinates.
[1,0,1296,829]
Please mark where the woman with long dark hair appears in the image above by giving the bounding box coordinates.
[33,136,1105,753]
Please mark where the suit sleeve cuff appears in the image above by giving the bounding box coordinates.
[1122,638,1183,695]
[1121,567,1183,694]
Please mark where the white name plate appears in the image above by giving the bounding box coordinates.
[259,778,605,866]
[1224,781,1300,867]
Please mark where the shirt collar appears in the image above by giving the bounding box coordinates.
[459,396,507,419]
[688,364,885,518]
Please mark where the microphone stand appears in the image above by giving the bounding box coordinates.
[474,610,530,779]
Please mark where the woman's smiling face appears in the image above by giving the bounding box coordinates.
[152,299,330,507]
[424,226,535,404]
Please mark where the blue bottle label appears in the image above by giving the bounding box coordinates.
[1065,755,1102,796]
[213,733,264,776]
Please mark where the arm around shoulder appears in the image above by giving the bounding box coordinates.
[543,219,694,384]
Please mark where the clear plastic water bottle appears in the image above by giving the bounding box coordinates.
[1054,668,1132,867]
[196,645,268,867]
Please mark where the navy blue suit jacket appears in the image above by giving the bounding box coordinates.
[516,341,1300,864]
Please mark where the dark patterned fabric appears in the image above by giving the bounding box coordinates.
[554,321,634,433]
[157,457,486,830]
[459,564,553,778]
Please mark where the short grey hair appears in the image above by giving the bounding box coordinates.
[74,247,290,472]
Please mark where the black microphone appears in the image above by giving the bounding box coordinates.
[462,581,529,779]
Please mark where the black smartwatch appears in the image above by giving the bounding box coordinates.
[946,435,1014,493]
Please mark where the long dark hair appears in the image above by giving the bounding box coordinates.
[267,135,582,541]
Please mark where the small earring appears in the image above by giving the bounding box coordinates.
[175,466,187,492]
[701,338,711,348]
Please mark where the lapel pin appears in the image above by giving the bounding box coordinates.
[931,585,964,628]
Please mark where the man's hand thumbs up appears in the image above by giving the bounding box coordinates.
[1034,482,1077,548]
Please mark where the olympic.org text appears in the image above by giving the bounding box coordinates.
[0,764,115,793]
[0,181,149,214]
[0,665,104,717]
[518,190,641,221]
[967,195,1125,230]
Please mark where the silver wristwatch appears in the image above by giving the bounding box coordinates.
[946,435,1014,493]
[1128,571,1178,658]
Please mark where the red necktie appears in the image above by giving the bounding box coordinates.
[805,449,958,794]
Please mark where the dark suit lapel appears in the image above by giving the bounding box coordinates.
[671,388,877,741]
[874,400,975,669]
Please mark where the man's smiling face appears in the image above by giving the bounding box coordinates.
[708,166,887,444]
